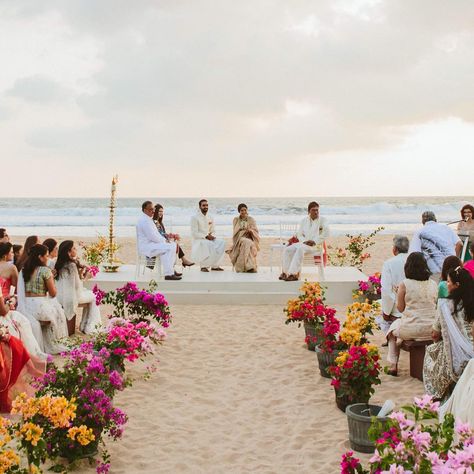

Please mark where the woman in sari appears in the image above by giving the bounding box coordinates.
[423,267,474,400]
[228,203,260,273]
[0,328,45,413]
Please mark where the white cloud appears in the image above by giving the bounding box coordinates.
[0,0,473,197]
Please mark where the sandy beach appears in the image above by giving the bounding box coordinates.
[10,233,424,473]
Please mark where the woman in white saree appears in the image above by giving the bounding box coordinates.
[55,240,101,335]
[17,244,68,355]
[423,267,474,400]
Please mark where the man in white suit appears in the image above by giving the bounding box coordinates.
[378,235,409,334]
[280,201,329,281]
[136,201,181,280]
[190,199,225,272]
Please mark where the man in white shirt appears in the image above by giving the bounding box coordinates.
[190,199,225,272]
[409,211,462,278]
[280,201,329,281]
[136,201,181,280]
[378,235,409,335]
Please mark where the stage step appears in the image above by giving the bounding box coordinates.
[86,265,364,305]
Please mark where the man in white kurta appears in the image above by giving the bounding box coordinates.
[378,235,409,334]
[136,201,180,280]
[190,200,225,271]
[280,202,329,281]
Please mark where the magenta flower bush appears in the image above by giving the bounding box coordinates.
[93,281,171,327]
[340,395,474,473]
[29,280,171,473]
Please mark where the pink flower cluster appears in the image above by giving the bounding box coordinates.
[93,282,172,327]
[88,265,100,278]
[340,395,474,473]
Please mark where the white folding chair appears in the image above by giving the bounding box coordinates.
[269,221,298,272]
[135,228,162,279]
[459,232,471,262]
[303,244,326,280]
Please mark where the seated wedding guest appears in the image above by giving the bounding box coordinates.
[137,201,181,280]
[0,293,47,360]
[17,244,68,354]
[0,328,45,413]
[439,358,474,426]
[457,204,474,262]
[153,204,194,268]
[43,238,58,269]
[0,229,9,243]
[386,252,438,376]
[280,201,329,282]
[378,235,409,335]
[228,203,260,273]
[0,242,18,296]
[55,240,102,336]
[13,244,22,267]
[409,211,462,280]
[15,235,40,272]
[464,242,474,278]
[424,267,474,400]
[191,199,225,272]
[438,256,463,299]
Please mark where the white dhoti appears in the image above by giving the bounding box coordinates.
[282,242,316,275]
[146,241,177,276]
[192,239,225,268]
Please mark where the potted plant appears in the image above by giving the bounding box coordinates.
[329,344,381,412]
[315,312,348,378]
[284,282,329,351]
[340,395,474,473]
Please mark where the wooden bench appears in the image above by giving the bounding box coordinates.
[400,340,432,381]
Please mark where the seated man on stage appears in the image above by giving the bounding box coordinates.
[190,199,225,272]
[279,201,329,281]
[137,201,182,280]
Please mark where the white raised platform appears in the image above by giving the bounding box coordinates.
[85,265,365,305]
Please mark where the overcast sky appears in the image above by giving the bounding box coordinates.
[0,0,473,198]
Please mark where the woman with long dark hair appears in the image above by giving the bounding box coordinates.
[153,204,194,268]
[385,252,438,376]
[17,244,68,354]
[15,235,39,272]
[424,267,474,399]
[55,240,101,335]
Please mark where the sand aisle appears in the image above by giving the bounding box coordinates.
[80,304,423,474]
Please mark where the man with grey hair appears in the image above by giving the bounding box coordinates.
[409,211,462,278]
[378,235,410,335]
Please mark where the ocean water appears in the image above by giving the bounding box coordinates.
[0,196,472,238]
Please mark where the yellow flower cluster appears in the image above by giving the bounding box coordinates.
[12,394,77,429]
[0,417,12,448]
[0,449,20,472]
[335,351,349,366]
[361,343,380,357]
[67,425,95,446]
[300,281,324,301]
[285,297,305,319]
[18,422,43,446]
[339,301,379,347]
